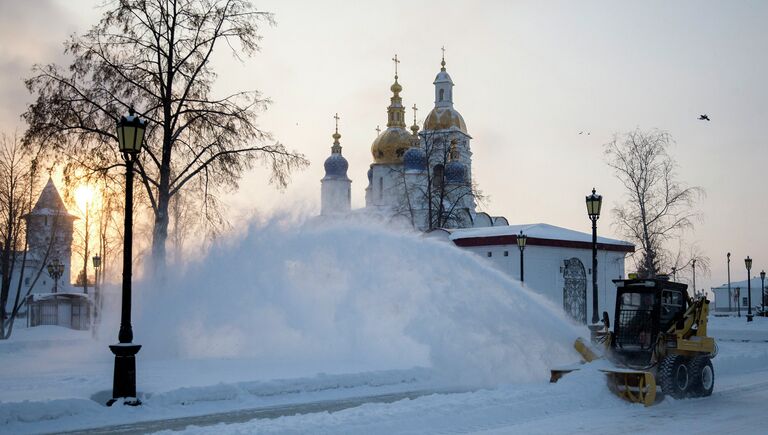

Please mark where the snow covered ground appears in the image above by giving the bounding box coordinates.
[2,319,767,434]
[2,221,768,434]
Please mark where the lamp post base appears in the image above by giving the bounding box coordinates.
[108,343,141,406]
[747,314,753,322]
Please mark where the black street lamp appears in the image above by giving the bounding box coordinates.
[745,256,753,322]
[46,259,65,293]
[92,254,102,321]
[671,266,677,281]
[761,270,766,316]
[586,188,602,325]
[727,253,732,313]
[108,107,147,406]
[729,253,738,317]
[517,230,527,283]
[692,259,697,298]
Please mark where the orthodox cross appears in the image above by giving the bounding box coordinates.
[334,113,340,133]
[441,46,445,62]
[392,54,400,76]
[412,104,418,124]
[376,125,381,136]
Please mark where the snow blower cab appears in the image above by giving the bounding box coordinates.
[611,277,689,366]
[551,276,716,406]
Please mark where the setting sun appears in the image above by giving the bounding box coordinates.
[74,184,95,212]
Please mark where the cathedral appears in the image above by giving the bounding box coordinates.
[321,55,502,230]
[319,54,636,325]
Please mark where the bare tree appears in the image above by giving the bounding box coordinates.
[0,133,65,338]
[666,241,710,293]
[23,0,308,273]
[605,129,705,278]
[64,183,93,295]
[0,133,36,338]
[393,129,484,230]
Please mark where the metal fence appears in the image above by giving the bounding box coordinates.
[616,308,655,350]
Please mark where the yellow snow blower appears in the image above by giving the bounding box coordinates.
[551,277,716,406]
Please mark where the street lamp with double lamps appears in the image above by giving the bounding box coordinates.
[745,256,753,322]
[107,107,147,406]
[517,231,527,283]
[586,188,602,325]
[46,259,65,293]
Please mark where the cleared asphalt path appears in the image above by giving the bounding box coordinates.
[56,388,466,435]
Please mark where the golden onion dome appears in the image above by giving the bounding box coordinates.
[371,127,413,164]
[424,106,467,133]
[390,80,403,94]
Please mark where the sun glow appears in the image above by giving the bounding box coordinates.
[74,184,95,213]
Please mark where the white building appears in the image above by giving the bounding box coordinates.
[319,55,634,324]
[428,223,633,323]
[1,178,91,330]
[711,277,767,315]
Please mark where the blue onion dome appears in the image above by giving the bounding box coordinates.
[367,167,373,182]
[324,153,349,178]
[445,160,466,183]
[403,147,427,171]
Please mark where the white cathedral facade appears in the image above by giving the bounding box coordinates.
[319,56,635,325]
[322,57,490,230]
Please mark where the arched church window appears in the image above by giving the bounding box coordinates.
[378,177,383,200]
[439,89,444,102]
[433,164,444,190]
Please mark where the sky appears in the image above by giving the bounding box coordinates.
[1,0,767,292]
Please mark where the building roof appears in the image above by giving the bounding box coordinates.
[447,223,635,253]
[711,276,767,290]
[29,292,89,302]
[28,178,77,218]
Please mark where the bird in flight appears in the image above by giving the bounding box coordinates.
[698,114,710,121]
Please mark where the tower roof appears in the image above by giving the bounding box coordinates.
[424,55,468,134]
[371,56,412,165]
[323,115,350,180]
[29,178,76,218]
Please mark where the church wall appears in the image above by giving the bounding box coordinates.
[462,243,626,325]
[321,178,351,216]
[369,164,407,210]
[2,261,39,313]
[25,214,75,294]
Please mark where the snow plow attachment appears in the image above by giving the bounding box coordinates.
[550,338,658,406]
[601,368,656,407]
[549,337,601,382]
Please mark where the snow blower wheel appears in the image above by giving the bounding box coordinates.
[659,354,690,399]
[687,356,714,398]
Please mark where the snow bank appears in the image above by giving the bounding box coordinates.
[0,399,101,426]
[134,218,582,385]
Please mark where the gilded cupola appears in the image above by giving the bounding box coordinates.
[371,55,414,165]
[424,53,468,134]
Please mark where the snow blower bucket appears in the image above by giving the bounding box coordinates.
[602,368,657,406]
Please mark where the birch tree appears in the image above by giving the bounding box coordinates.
[605,129,705,278]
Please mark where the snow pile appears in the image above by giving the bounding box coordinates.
[134,218,582,386]
[0,399,101,427]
